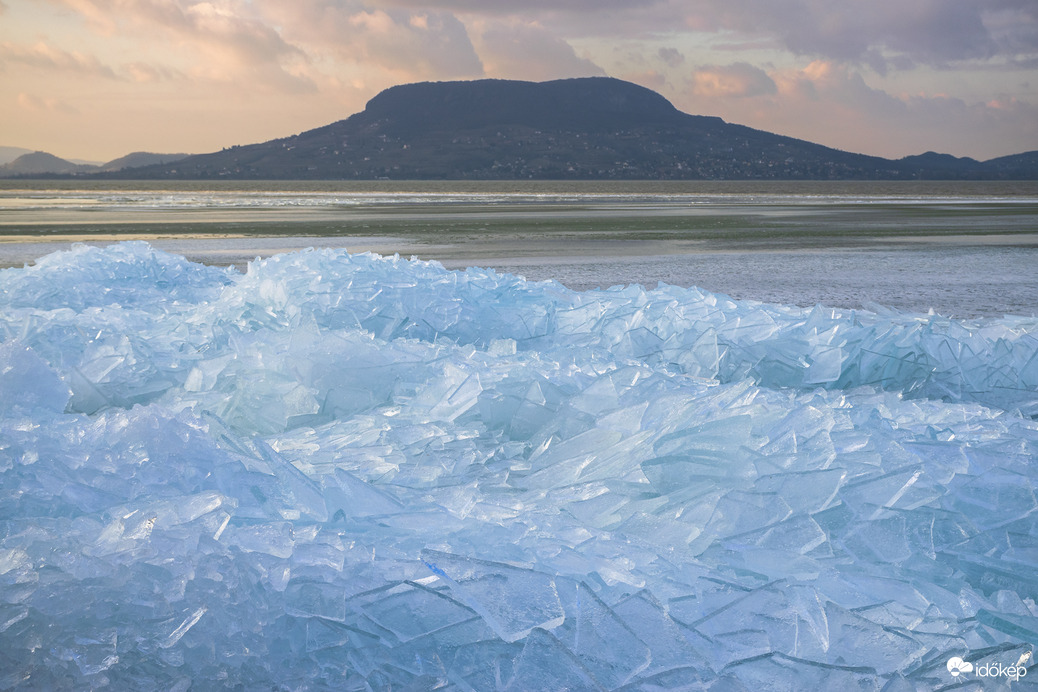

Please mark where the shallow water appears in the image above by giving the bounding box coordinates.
[2,179,1037,316]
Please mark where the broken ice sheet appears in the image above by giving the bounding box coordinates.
[4,243,1038,688]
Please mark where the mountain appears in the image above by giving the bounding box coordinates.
[981,150,1038,179]
[0,146,34,166]
[0,150,191,178]
[896,152,983,179]
[98,152,189,172]
[88,77,1038,180]
[0,151,95,177]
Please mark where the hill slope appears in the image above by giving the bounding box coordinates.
[104,77,1038,180]
[0,146,34,166]
[98,152,189,172]
[0,150,190,177]
[0,152,94,177]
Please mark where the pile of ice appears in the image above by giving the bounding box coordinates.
[2,242,1037,689]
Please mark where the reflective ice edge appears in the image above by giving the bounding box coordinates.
[1,242,1037,689]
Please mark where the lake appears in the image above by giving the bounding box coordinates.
[1,179,1037,317]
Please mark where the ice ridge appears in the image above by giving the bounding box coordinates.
[1,242,1036,689]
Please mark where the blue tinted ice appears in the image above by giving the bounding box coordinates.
[1,242,1037,688]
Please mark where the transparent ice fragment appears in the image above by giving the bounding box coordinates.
[839,465,936,520]
[822,602,926,672]
[554,580,651,687]
[753,468,845,515]
[355,582,477,644]
[447,639,522,691]
[612,590,711,674]
[976,609,1038,641]
[725,653,879,691]
[162,606,207,648]
[325,469,404,518]
[503,628,602,691]
[0,342,71,414]
[421,550,565,643]
[412,362,483,422]
[225,522,295,558]
[285,579,347,622]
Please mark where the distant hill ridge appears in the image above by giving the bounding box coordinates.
[0,151,94,176]
[12,77,1038,180]
[0,151,188,178]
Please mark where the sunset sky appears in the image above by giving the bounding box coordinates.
[2,0,1037,163]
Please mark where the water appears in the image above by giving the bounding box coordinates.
[2,179,1037,317]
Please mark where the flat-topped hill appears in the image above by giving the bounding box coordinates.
[90,77,1038,180]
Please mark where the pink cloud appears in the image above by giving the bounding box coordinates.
[690,62,776,98]
[0,40,117,78]
[45,0,315,92]
[16,92,79,114]
[256,1,483,80]
[672,59,1037,159]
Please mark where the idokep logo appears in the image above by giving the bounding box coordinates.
[947,652,1031,680]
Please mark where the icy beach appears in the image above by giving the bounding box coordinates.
[2,240,1038,689]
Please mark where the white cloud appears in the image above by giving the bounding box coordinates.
[470,20,605,81]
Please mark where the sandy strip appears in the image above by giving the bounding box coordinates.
[0,233,252,244]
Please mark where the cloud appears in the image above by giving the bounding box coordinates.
[658,47,684,68]
[16,92,79,114]
[377,0,1037,70]
[0,41,118,79]
[691,62,776,98]
[689,0,1037,69]
[623,69,668,92]
[255,1,483,81]
[373,0,659,12]
[673,59,1037,159]
[16,0,1034,161]
[470,20,605,81]
[125,62,182,83]
[46,0,316,92]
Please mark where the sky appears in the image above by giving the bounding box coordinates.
[2,0,1037,163]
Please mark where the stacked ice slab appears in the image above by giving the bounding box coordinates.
[1,242,1036,689]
